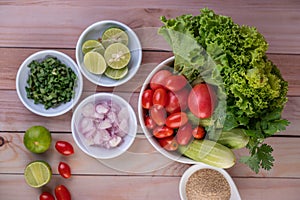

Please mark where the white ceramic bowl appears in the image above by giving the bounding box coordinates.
[76,20,142,87]
[71,93,137,159]
[138,56,200,164]
[179,164,241,200]
[16,50,83,117]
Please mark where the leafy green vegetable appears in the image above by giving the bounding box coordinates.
[158,8,289,173]
[25,57,77,109]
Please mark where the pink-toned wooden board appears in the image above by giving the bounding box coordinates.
[1,1,300,199]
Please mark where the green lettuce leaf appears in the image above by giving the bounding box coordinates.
[158,8,289,173]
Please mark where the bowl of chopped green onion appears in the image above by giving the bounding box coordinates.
[16,50,83,117]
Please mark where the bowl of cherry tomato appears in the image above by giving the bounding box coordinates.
[138,56,217,164]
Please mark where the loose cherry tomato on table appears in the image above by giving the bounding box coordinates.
[55,141,74,156]
[192,126,206,139]
[153,88,168,108]
[165,75,187,92]
[188,83,216,119]
[176,122,193,145]
[58,161,71,179]
[158,136,178,151]
[165,112,188,128]
[144,116,156,130]
[150,70,172,90]
[141,89,153,109]
[153,126,174,138]
[149,105,167,126]
[165,89,189,113]
[39,192,55,200]
[55,185,71,200]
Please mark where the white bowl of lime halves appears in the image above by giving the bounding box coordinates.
[76,20,142,87]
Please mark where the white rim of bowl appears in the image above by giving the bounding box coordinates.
[71,92,137,159]
[16,50,83,117]
[75,20,142,87]
[179,164,241,200]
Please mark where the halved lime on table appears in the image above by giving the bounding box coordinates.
[105,66,129,80]
[104,43,131,69]
[82,40,105,55]
[23,126,52,154]
[24,160,52,188]
[102,27,129,48]
[84,51,107,74]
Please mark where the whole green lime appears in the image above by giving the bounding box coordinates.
[23,126,52,153]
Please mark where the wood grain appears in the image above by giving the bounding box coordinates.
[0,1,300,53]
[0,174,299,200]
[1,1,300,199]
[0,90,298,136]
[1,132,300,178]
[1,48,299,95]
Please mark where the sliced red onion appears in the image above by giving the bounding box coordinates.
[95,103,109,114]
[79,117,94,133]
[109,136,122,147]
[81,103,95,117]
[98,119,112,130]
[78,100,130,149]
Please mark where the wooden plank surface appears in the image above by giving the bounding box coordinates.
[0,90,298,136]
[1,1,300,53]
[0,175,299,200]
[1,0,300,199]
[1,48,300,95]
[1,132,300,178]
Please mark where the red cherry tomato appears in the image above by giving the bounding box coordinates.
[55,185,71,200]
[150,70,172,90]
[40,192,55,200]
[58,161,71,179]
[165,89,189,113]
[153,88,168,108]
[55,141,74,156]
[165,75,187,92]
[149,105,167,126]
[188,83,216,119]
[144,116,156,130]
[192,126,206,139]
[166,112,188,128]
[153,126,174,138]
[176,122,193,145]
[158,136,178,151]
[141,89,153,109]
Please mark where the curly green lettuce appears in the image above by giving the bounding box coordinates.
[158,8,289,173]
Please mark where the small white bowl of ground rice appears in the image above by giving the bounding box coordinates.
[179,164,241,200]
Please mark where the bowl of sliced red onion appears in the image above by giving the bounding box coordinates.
[71,92,137,159]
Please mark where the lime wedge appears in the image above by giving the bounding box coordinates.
[83,51,107,74]
[105,66,129,80]
[102,27,129,48]
[24,161,52,188]
[104,43,131,69]
[82,40,105,55]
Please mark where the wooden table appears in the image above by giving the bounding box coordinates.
[1,1,300,199]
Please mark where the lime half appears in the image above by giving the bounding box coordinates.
[84,51,107,74]
[23,126,52,154]
[102,27,129,48]
[82,40,105,55]
[24,160,52,188]
[105,66,128,80]
[104,43,131,69]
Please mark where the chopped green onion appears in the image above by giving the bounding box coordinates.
[25,57,77,109]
